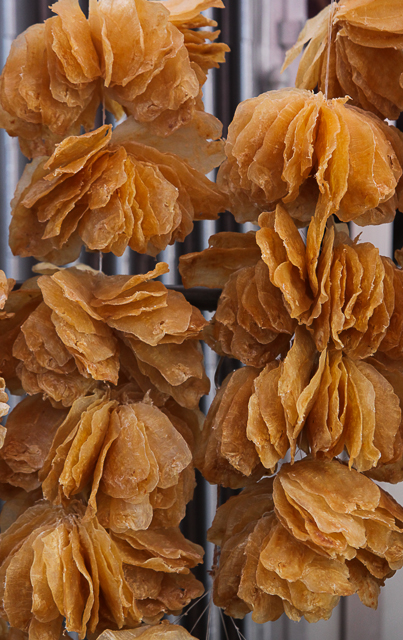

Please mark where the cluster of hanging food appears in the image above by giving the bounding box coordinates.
[0,0,229,638]
[178,0,403,626]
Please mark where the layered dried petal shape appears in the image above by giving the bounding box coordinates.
[0,395,68,493]
[179,231,261,289]
[9,124,227,264]
[208,478,383,623]
[283,0,403,120]
[217,89,403,272]
[0,272,15,320]
[0,499,204,638]
[0,0,228,155]
[204,259,295,367]
[0,283,42,394]
[274,458,403,570]
[39,387,196,532]
[11,265,208,409]
[0,0,101,157]
[257,205,396,357]
[111,526,204,621]
[196,367,266,488]
[0,500,138,639]
[198,326,403,477]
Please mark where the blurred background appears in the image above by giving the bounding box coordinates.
[1,0,402,639]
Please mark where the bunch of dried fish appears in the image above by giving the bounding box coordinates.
[34,387,195,532]
[274,458,403,573]
[9,123,227,265]
[197,325,403,482]
[217,91,403,272]
[204,258,294,367]
[208,473,393,623]
[0,498,204,638]
[0,0,228,157]
[11,265,209,409]
[282,0,403,120]
[257,205,398,357]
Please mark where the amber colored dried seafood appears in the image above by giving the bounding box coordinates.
[11,265,208,409]
[257,205,396,356]
[0,0,101,158]
[0,395,68,493]
[0,499,204,637]
[217,89,403,273]
[179,231,261,289]
[196,367,266,488]
[0,622,28,640]
[283,0,403,120]
[0,500,139,639]
[111,526,204,623]
[0,0,228,156]
[204,259,294,367]
[274,458,403,576]
[0,282,42,394]
[198,325,403,475]
[0,272,15,321]
[39,387,196,532]
[162,0,230,81]
[208,478,382,623]
[9,124,227,264]
[96,621,198,640]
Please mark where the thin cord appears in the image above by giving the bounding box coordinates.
[324,0,336,100]
[98,251,103,272]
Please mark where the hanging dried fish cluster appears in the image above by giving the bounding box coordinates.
[0,0,228,157]
[282,0,403,120]
[0,0,231,637]
[175,0,403,628]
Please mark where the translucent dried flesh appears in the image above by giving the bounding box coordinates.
[209,476,389,623]
[9,124,227,263]
[0,500,204,637]
[283,1,403,120]
[204,258,294,367]
[196,367,266,488]
[257,205,397,359]
[37,388,194,531]
[179,231,261,289]
[217,89,403,234]
[0,0,228,155]
[274,458,403,570]
[9,267,208,410]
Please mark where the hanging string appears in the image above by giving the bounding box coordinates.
[324,0,336,100]
[98,251,103,272]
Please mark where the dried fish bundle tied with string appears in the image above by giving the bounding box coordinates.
[257,205,397,357]
[198,324,403,477]
[0,498,204,638]
[208,478,384,623]
[204,259,295,367]
[0,0,229,156]
[283,0,403,120]
[274,458,403,584]
[217,89,403,273]
[9,122,227,265]
[12,264,209,409]
[0,500,139,639]
[110,527,204,622]
[162,0,230,82]
[95,622,199,640]
[0,0,102,158]
[196,366,266,488]
[37,386,197,532]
